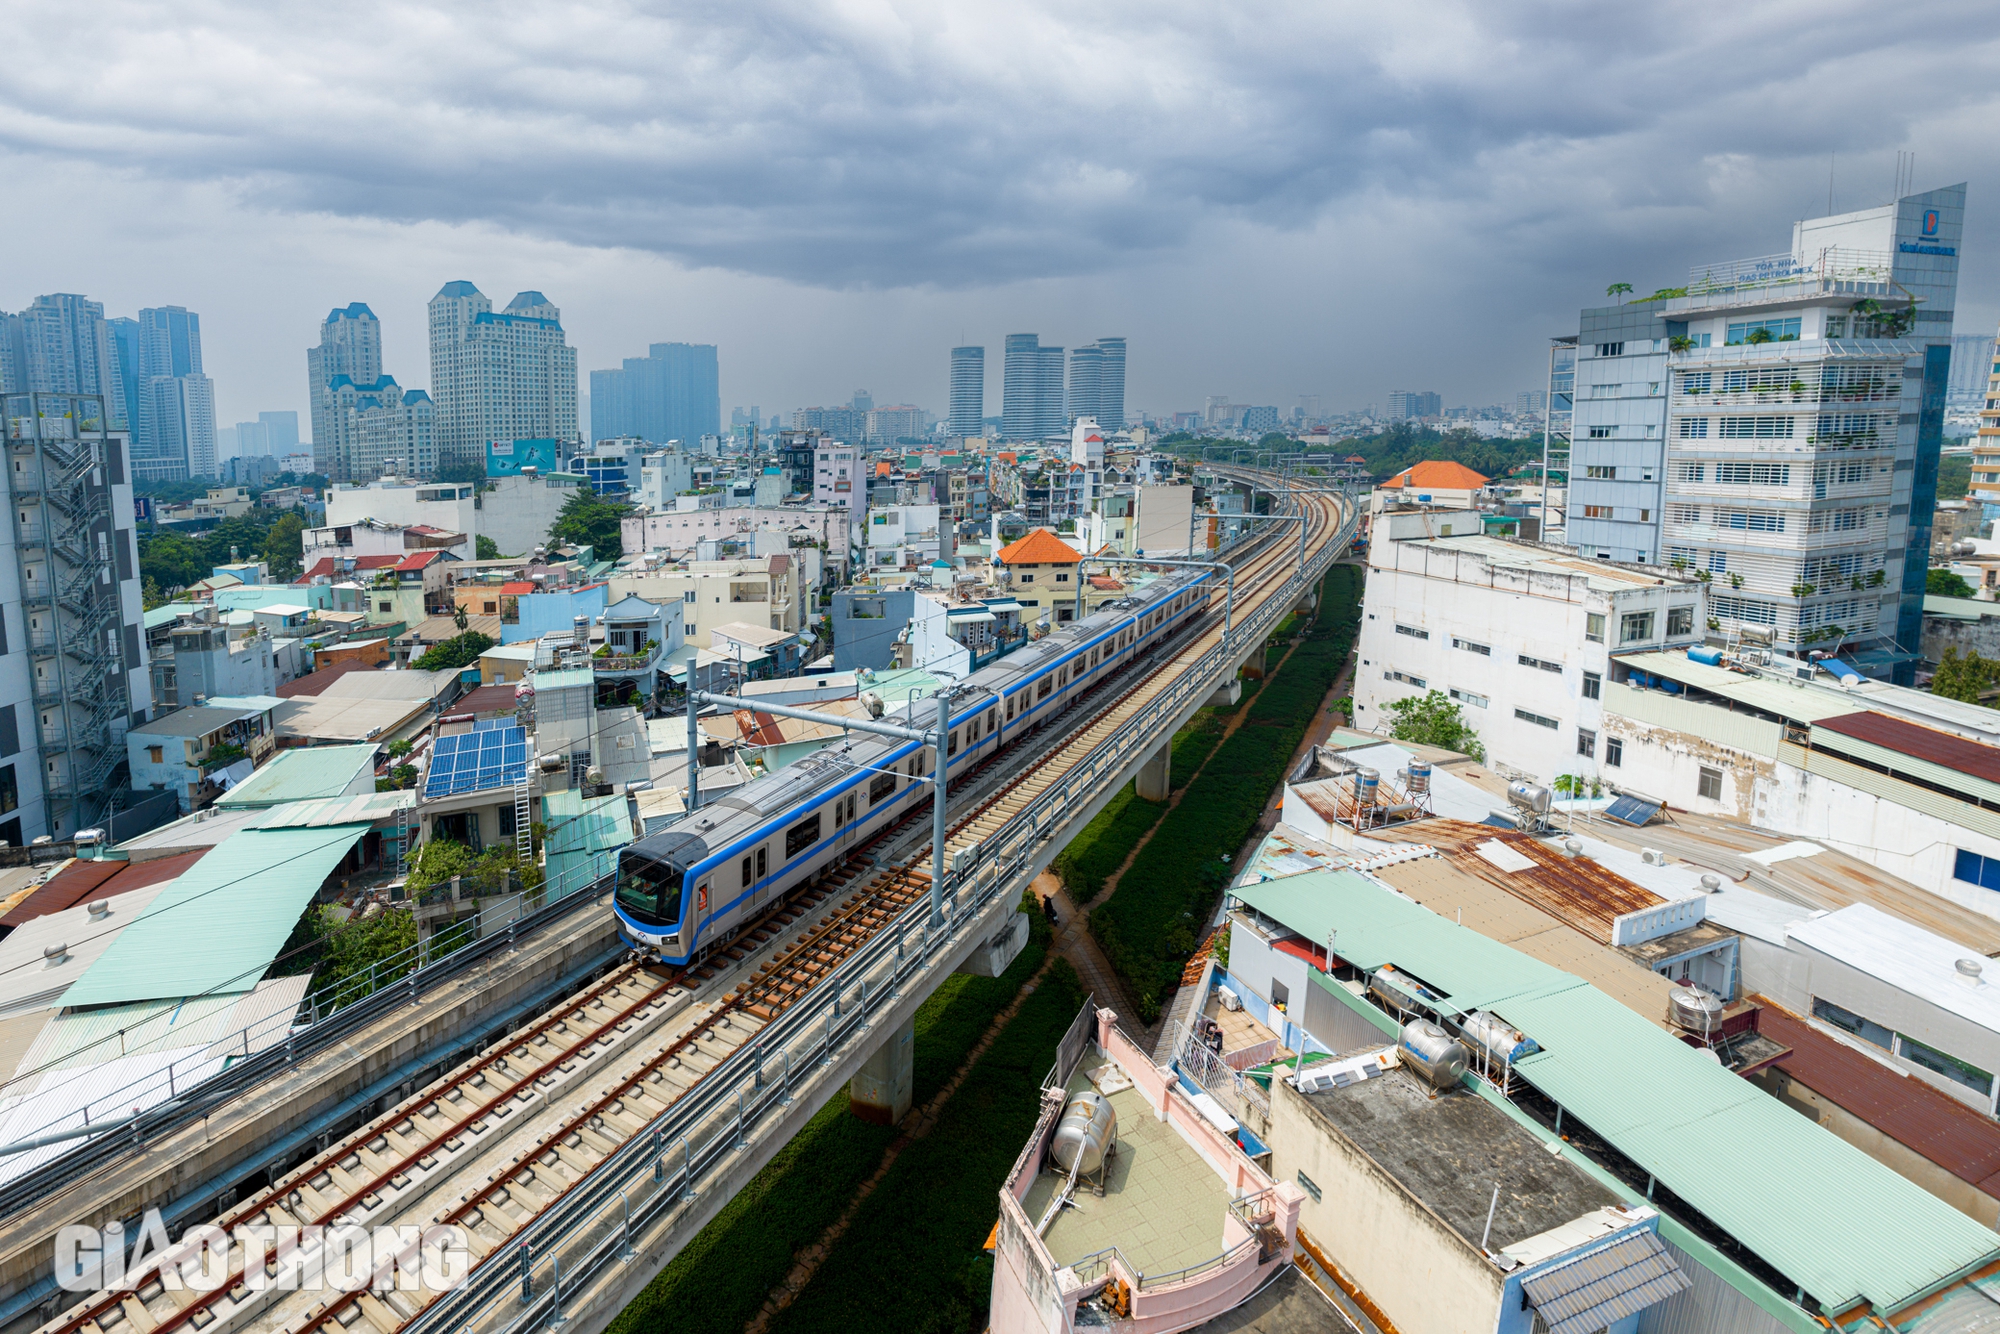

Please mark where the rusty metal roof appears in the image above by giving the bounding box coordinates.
[1756,1000,2000,1198]
[1371,818,1663,942]
[1816,710,2000,786]
[0,851,207,933]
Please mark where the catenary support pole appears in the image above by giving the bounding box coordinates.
[932,691,949,928]
[685,685,700,814]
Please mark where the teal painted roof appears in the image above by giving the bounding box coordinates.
[543,790,631,894]
[1234,871,2000,1314]
[63,824,372,1007]
[144,602,199,630]
[216,744,379,808]
[535,667,595,691]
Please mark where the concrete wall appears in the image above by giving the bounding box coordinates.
[1267,1076,1503,1334]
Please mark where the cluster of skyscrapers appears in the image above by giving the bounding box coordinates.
[948,334,1125,441]
[589,342,721,448]
[0,293,217,481]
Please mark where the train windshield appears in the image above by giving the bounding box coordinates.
[615,851,683,928]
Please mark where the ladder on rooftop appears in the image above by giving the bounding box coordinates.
[513,768,534,867]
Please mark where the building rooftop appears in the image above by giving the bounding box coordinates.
[277,660,374,698]
[0,881,176,1019]
[1232,869,2000,1314]
[1019,1066,1234,1278]
[214,743,379,809]
[0,850,205,932]
[996,528,1082,566]
[1379,460,1490,491]
[129,703,267,739]
[272,694,432,744]
[1299,1066,1619,1253]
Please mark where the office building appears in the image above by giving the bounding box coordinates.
[120,306,216,482]
[1387,390,1442,420]
[260,409,299,457]
[1066,336,1126,429]
[791,405,865,440]
[0,387,153,841]
[866,405,927,445]
[850,389,872,414]
[1001,334,1066,440]
[429,283,579,471]
[1949,332,1997,403]
[1517,389,1548,414]
[1242,405,1280,435]
[588,341,720,446]
[1976,319,2000,514]
[1567,183,1964,680]
[948,346,985,436]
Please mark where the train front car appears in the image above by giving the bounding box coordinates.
[613,830,703,962]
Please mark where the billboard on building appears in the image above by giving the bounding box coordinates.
[486,438,560,476]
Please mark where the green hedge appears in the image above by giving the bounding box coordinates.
[1168,707,1229,787]
[768,959,1089,1334]
[1089,565,1362,1021]
[1050,784,1167,907]
[608,908,1052,1334]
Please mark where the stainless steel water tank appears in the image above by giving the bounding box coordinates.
[1404,760,1431,794]
[1398,1020,1468,1089]
[1049,1091,1117,1175]
[1507,781,1552,815]
[1354,768,1380,804]
[1667,985,1724,1036]
[1460,1010,1539,1064]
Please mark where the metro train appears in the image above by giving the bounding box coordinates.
[612,565,1220,967]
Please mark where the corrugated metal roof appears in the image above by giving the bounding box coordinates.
[62,825,370,1007]
[254,791,413,829]
[0,850,205,930]
[1616,652,1860,724]
[1756,1001,2000,1196]
[1787,903,2000,1036]
[1233,870,2000,1313]
[544,790,632,892]
[1368,817,1662,942]
[1521,1230,1689,1334]
[215,744,379,808]
[0,883,176,1018]
[1816,710,2000,787]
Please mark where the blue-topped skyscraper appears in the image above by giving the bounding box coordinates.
[428,283,579,472]
[948,345,984,437]
[588,342,720,446]
[1564,182,1965,682]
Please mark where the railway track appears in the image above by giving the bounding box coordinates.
[37,481,1345,1334]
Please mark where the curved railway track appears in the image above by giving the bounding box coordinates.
[36,477,1349,1334]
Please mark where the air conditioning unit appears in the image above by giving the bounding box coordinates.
[1217,986,1243,1012]
[1642,848,1667,867]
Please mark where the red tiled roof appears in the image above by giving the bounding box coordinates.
[1382,460,1490,490]
[395,551,445,571]
[1815,712,2000,786]
[1757,1001,2000,1196]
[995,529,1081,566]
[0,849,207,931]
[444,683,522,718]
[499,581,535,595]
[278,660,374,697]
[1087,576,1122,590]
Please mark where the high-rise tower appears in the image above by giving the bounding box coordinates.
[429,283,577,471]
[133,305,216,480]
[948,346,985,437]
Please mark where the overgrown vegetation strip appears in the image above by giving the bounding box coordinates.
[606,911,1054,1334]
[765,957,1088,1334]
[1088,564,1363,1021]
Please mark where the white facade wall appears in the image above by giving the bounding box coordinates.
[1567,340,1670,563]
[326,480,478,536]
[1354,539,1705,784]
[812,441,864,533]
[477,474,575,559]
[621,504,850,561]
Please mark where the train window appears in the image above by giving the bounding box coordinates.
[1037,677,1052,699]
[870,771,896,804]
[741,856,752,888]
[1006,696,1015,720]
[697,881,710,916]
[785,813,821,859]
[757,847,768,879]
[948,730,958,757]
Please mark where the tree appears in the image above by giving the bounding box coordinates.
[549,484,633,560]
[1383,690,1486,762]
[139,530,210,591]
[1606,282,1633,303]
[1939,456,1971,501]
[414,630,495,671]
[453,603,469,631]
[1934,646,2000,704]
[476,534,502,561]
[262,513,306,580]
[1929,568,1976,599]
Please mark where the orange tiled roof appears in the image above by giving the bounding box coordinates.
[995,528,1081,566]
[1382,459,1490,490]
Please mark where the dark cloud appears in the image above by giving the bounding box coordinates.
[3,0,1994,291]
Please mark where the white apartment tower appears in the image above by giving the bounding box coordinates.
[428,283,578,472]
[307,303,384,475]
[1566,184,1964,682]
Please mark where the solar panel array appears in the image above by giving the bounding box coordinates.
[423,723,529,798]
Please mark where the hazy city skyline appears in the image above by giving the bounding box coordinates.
[2,4,1997,434]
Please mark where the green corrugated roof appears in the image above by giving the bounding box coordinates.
[63,824,372,1007]
[144,602,200,630]
[216,744,379,808]
[535,667,595,691]
[1234,871,2000,1314]
[543,790,631,893]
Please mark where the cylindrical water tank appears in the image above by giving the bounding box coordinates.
[1460,1011,1540,1064]
[1688,645,1724,666]
[1667,985,1725,1036]
[1404,760,1431,794]
[1398,1020,1468,1090]
[1507,781,1552,815]
[1354,768,1380,805]
[1049,1091,1117,1175]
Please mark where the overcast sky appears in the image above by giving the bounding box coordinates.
[3,0,1998,435]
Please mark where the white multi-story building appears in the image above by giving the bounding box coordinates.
[317,375,435,482]
[326,477,479,537]
[1973,320,2000,517]
[813,440,864,533]
[1568,184,1964,680]
[1354,529,1706,784]
[307,302,384,476]
[428,283,578,472]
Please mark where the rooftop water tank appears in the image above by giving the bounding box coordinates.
[1688,645,1724,667]
[1049,1090,1117,1176]
[1398,1020,1468,1090]
[1667,985,1725,1038]
[1507,781,1552,815]
[1404,760,1431,794]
